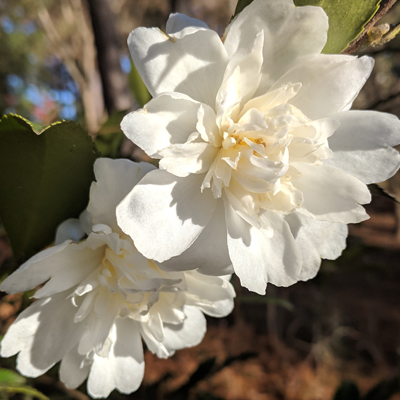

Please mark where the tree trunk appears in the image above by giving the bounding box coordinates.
[86,0,132,114]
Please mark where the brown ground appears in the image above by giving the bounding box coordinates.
[1,193,400,400]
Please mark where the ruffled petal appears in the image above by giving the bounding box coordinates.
[159,142,219,177]
[1,292,85,378]
[1,241,104,298]
[225,200,301,294]
[217,31,264,113]
[270,54,374,119]
[158,199,232,275]
[59,346,90,389]
[294,164,371,223]
[86,158,155,232]
[185,271,235,317]
[224,0,328,95]
[285,213,348,281]
[128,26,228,106]
[87,319,144,398]
[117,170,217,262]
[166,13,209,34]
[121,92,203,157]
[325,110,400,184]
[161,305,206,353]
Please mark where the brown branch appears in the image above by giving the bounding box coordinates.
[36,375,89,400]
[367,90,400,110]
[343,0,399,54]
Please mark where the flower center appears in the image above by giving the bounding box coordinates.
[202,84,336,221]
[70,234,187,357]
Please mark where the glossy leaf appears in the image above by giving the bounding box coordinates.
[233,0,382,53]
[0,114,99,262]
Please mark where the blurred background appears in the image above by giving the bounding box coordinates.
[1,0,400,399]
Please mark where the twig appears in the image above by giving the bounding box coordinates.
[367,90,400,110]
[343,0,399,54]
[36,375,89,400]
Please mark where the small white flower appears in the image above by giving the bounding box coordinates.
[0,159,235,398]
[117,0,400,294]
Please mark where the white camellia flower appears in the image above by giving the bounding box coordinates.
[117,0,400,295]
[0,158,235,398]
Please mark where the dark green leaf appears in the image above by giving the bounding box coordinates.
[95,131,125,158]
[0,114,100,262]
[333,381,361,400]
[233,0,382,54]
[129,61,151,107]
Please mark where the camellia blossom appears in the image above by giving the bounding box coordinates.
[117,0,400,294]
[0,158,235,398]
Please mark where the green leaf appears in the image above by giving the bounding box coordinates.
[0,369,25,385]
[97,110,127,136]
[0,114,100,262]
[294,0,381,54]
[233,0,382,54]
[0,384,49,400]
[129,61,151,107]
[333,381,361,400]
[236,295,295,311]
[95,110,127,158]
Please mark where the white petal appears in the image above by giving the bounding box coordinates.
[1,241,103,298]
[55,218,85,245]
[87,319,144,398]
[1,292,85,378]
[78,294,121,356]
[270,54,374,119]
[218,31,264,112]
[166,13,209,34]
[158,199,232,275]
[294,164,371,223]
[121,92,202,157]
[225,200,301,294]
[325,111,400,184]
[224,0,328,95]
[117,170,217,262]
[162,305,206,353]
[86,158,156,232]
[128,26,228,106]
[159,142,219,177]
[285,213,348,281]
[185,271,235,317]
[60,346,90,389]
